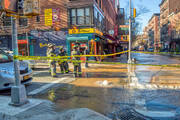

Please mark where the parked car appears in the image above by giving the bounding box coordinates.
[0,49,33,90]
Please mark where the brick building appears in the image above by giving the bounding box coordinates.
[144,13,160,51]
[66,0,119,56]
[0,0,68,56]
[159,0,180,51]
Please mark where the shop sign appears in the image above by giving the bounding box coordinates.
[18,40,27,44]
[44,9,52,26]
[69,28,103,36]
[52,8,60,30]
[120,35,129,41]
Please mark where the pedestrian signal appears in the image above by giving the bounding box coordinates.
[0,0,18,13]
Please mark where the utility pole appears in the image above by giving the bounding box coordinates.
[10,17,28,106]
[128,0,132,64]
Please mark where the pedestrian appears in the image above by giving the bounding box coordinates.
[71,45,82,77]
[58,46,69,74]
[47,43,57,77]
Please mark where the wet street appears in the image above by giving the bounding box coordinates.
[1,53,180,119]
[26,53,180,120]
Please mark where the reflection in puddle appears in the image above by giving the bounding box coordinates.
[35,63,180,119]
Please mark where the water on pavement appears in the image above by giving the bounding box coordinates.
[34,53,180,120]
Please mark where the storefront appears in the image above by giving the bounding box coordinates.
[18,34,34,56]
[103,34,117,58]
[67,28,105,61]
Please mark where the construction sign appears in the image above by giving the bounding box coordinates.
[44,9,52,26]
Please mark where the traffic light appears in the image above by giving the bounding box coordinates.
[18,0,24,14]
[133,8,136,18]
[0,0,18,13]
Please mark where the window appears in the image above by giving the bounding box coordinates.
[36,16,40,22]
[85,8,90,24]
[70,8,90,25]
[3,16,11,27]
[71,9,76,25]
[77,8,84,25]
[19,18,28,26]
[94,8,97,18]
[99,0,102,9]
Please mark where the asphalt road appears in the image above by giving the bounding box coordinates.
[1,53,180,120]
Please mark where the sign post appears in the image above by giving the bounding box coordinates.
[128,0,132,64]
[10,17,28,106]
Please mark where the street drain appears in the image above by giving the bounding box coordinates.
[107,107,152,120]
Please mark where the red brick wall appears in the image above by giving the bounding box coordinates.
[102,0,117,32]
[0,0,68,35]
[169,0,180,14]
[29,0,68,30]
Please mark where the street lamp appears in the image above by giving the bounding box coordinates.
[128,0,132,64]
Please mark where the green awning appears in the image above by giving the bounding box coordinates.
[67,36,89,41]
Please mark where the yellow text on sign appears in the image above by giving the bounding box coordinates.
[69,28,103,36]
[44,9,52,26]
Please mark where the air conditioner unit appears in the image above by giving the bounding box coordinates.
[23,0,39,16]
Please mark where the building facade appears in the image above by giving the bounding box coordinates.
[143,13,160,51]
[159,0,180,51]
[0,0,68,56]
[66,0,119,57]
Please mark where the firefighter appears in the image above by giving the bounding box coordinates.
[71,45,82,77]
[47,43,57,77]
[58,46,69,74]
[47,43,52,73]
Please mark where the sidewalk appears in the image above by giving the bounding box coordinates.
[0,96,111,120]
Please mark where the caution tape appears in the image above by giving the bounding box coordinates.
[132,51,180,55]
[14,50,129,60]
[12,50,180,68]
[13,56,180,68]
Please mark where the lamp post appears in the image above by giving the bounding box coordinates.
[128,0,132,64]
[10,17,28,106]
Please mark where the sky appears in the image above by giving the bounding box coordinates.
[120,0,162,33]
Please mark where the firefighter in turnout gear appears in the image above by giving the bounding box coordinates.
[47,43,57,77]
[71,45,82,77]
[58,46,69,74]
